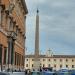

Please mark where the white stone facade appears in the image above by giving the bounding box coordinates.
[25,55,75,71]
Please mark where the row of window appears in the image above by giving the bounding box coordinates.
[26,64,75,68]
[26,58,75,62]
[0,45,24,66]
[15,52,24,66]
[0,46,24,66]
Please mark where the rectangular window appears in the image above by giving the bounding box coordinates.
[72,59,74,62]
[17,54,19,66]
[22,56,24,65]
[43,64,45,67]
[40,63,41,66]
[32,59,34,61]
[54,64,56,68]
[32,64,34,67]
[26,59,28,61]
[48,59,50,61]
[26,64,28,67]
[66,59,68,62]
[9,20,14,31]
[54,59,56,62]
[17,53,18,65]
[72,65,74,68]
[15,52,16,65]
[43,59,45,61]
[1,11,5,28]
[38,59,40,61]
[4,48,7,64]
[60,65,62,68]
[19,54,21,66]
[66,65,68,68]
[60,59,62,62]
[48,64,50,67]
[7,17,11,30]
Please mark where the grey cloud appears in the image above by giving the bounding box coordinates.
[26,0,75,54]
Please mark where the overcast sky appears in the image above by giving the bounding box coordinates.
[26,0,75,55]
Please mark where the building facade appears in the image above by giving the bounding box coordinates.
[0,0,28,71]
[25,53,75,71]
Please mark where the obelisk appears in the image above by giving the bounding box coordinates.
[34,9,40,71]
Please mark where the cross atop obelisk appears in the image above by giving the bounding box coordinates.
[34,9,40,71]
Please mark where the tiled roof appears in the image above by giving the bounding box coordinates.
[25,55,75,58]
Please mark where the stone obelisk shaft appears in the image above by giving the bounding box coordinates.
[35,10,39,56]
[34,9,40,71]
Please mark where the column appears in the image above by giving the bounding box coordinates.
[11,39,15,71]
[8,37,12,69]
